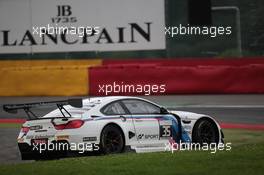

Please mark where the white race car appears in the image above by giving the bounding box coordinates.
[3,96,224,160]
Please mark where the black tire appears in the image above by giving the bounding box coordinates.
[192,119,219,144]
[100,125,125,154]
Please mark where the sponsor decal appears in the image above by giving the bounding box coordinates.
[160,125,172,137]
[83,137,97,142]
[145,134,159,139]
[0,0,165,53]
[26,134,54,140]
[35,130,48,133]
[30,125,43,130]
[137,134,159,140]
[137,134,144,140]
[52,5,78,24]
[1,23,151,47]
[128,131,135,139]
[56,135,70,140]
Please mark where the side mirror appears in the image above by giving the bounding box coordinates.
[160,107,169,114]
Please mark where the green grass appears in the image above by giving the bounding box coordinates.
[0,129,263,175]
[0,123,22,128]
[223,129,264,145]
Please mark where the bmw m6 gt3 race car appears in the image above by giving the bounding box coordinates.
[3,96,224,160]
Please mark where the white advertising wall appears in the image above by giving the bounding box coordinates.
[0,0,165,54]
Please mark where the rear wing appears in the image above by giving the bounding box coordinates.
[3,99,83,119]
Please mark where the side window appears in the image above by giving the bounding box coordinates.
[102,102,126,115]
[122,100,160,114]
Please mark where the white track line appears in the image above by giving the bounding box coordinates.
[167,105,264,108]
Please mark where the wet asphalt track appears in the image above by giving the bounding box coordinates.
[0,95,263,164]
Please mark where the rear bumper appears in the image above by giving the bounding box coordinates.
[18,141,100,160]
[18,141,69,160]
[18,143,32,153]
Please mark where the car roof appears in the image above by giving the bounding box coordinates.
[83,96,143,105]
[43,96,160,118]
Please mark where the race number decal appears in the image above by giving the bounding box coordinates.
[160,125,172,137]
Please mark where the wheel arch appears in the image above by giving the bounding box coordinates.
[100,122,126,146]
[191,116,221,143]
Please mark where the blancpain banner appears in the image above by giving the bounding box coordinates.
[0,0,165,54]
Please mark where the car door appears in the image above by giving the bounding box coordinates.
[100,101,137,144]
[121,99,166,145]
